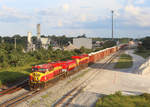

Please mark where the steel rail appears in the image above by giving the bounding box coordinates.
[52,50,123,107]
[0,79,28,97]
[0,49,124,107]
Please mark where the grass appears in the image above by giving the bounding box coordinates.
[96,92,150,107]
[0,61,43,87]
[134,50,150,59]
[114,54,133,69]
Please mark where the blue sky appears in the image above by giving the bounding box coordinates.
[0,0,150,38]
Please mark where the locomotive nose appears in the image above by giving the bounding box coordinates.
[33,72,41,82]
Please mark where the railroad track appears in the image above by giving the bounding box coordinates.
[52,50,123,107]
[0,80,28,97]
[0,73,68,107]
[0,82,52,107]
[0,50,123,107]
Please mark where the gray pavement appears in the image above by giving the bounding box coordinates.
[14,49,149,107]
[69,50,150,107]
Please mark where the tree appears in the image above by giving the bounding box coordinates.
[119,38,130,43]
[103,40,116,48]
[77,34,87,38]
[142,37,150,49]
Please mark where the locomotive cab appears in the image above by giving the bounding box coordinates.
[29,64,55,90]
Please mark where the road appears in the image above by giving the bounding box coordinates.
[68,50,150,107]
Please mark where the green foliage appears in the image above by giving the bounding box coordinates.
[80,46,92,54]
[137,45,145,52]
[94,47,104,52]
[103,40,116,48]
[141,93,150,100]
[49,35,73,47]
[0,80,2,87]
[74,47,93,55]
[135,37,150,58]
[141,37,150,50]
[115,91,122,96]
[92,38,102,42]
[119,38,130,43]
[96,93,150,107]
[0,35,118,87]
[77,34,87,38]
[135,49,150,59]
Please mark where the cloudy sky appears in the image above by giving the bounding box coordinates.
[0,0,150,38]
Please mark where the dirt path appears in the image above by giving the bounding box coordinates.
[68,49,150,107]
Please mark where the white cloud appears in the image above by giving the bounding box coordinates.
[34,0,123,29]
[125,5,140,15]
[57,20,63,27]
[0,6,31,22]
[120,5,150,27]
[62,4,69,12]
[135,0,145,4]
[80,14,87,22]
[0,0,149,37]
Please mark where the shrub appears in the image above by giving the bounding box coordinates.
[103,40,116,49]
[142,37,150,49]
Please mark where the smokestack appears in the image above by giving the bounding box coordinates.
[37,24,41,40]
[27,32,32,44]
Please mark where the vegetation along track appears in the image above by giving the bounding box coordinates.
[0,50,123,107]
[0,79,28,97]
[52,50,123,107]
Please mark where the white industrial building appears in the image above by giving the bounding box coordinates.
[73,38,92,49]
[27,32,35,52]
[27,24,51,51]
[40,38,51,49]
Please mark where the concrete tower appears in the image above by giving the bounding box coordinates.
[37,24,41,40]
[27,32,35,52]
[27,32,32,44]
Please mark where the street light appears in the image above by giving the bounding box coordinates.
[111,10,114,40]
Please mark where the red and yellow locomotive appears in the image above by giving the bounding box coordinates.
[29,45,127,90]
[29,54,89,90]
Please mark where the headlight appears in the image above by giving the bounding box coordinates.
[62,69,67,72]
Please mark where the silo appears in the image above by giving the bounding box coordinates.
[27,32,32,44]
[37,24,41,40]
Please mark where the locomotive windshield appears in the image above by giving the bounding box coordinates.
[32,68,38,72]
[39,68,48,73]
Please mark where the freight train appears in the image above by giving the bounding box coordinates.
[29,44,127,90]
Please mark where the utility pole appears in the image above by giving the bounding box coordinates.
[14,37,16,49]
[111,10,114,40]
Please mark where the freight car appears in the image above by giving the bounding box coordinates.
[29,44,127,90]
